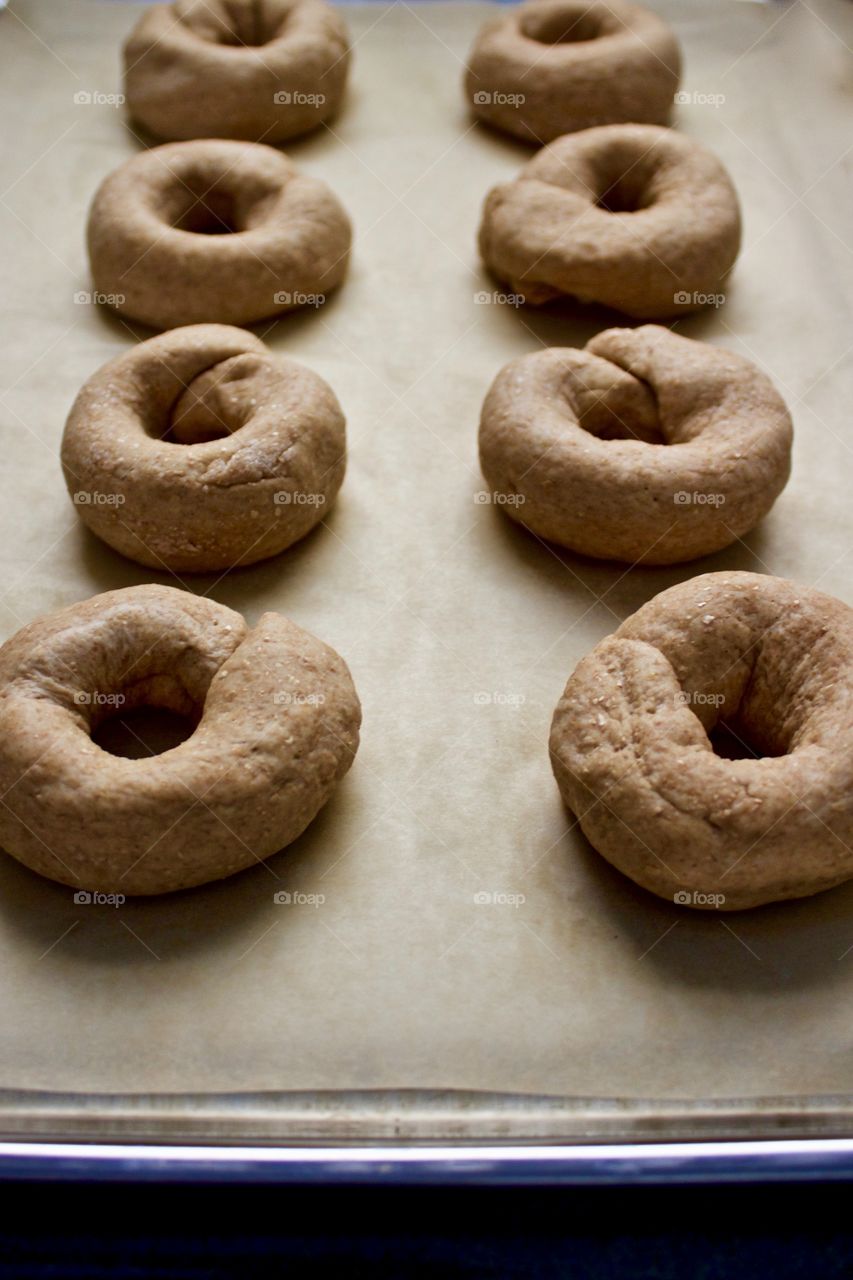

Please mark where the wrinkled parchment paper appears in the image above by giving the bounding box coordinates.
[0,0,851,1126]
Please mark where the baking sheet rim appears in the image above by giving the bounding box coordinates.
[4,1086,853,1146]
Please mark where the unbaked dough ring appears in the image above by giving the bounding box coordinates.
[550,572,853,910]
[86,139,351,329]
[0,585,361,896]
[479,124,741,319]
[61,324,346,573]
[124,0,351,143]
[478,325,792,565]
[466,0,681,144]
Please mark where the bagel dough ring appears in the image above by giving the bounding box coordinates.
[61,324,346,573]
[478,325,792,565]
[86,140,351,329]
[124,0,350,143]
[479,124,741,319]
[466,0,681,145]
[0,585,361,895]
[550,572,853,911]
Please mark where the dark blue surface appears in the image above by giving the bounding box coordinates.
[1,1179,852,1277]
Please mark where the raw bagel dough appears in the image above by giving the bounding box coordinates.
[478,325,792,564]
[87,140,351,329]
[479,124,741,319]
[550,573,853,910]
[124,0,351,142]
[466,0,680,144]
[0,586,361,895]
[62,324,346,572]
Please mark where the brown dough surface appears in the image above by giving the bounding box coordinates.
[550,573,853,910]
[479,124,741,319]
[87,140,351,329]
[62,324,346,572]
[0,586,361,896]
[478,325,792,564]
[125,0,351,143]
[466,0,680,144]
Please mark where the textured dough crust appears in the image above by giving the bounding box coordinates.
[479,124,741,319]
[61,324,346,572]
[478,325,792,564]
[0,586,361,896]
[466,0,681,144]
[87,140,351,329]
[124,0,351,143]
[550,573,853,910]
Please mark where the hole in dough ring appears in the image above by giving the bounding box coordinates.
[124,0,351,143]
[0,585,361,896]
[478,124,741,319]
[549,572,853,911]
[86,140,351,330]
[478,325,792,565]
[61,324,346,573]
[466,0,681,144]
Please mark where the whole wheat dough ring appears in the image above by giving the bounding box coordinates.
[478,325,792,564]
[550,572,853,911]
[124,0,350,143]
[466,0,681,144]
[0,585,361,896]
[479,124,741,319]
[86,139,351,329]
[61,324,346,573]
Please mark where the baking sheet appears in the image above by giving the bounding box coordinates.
[0,0,851,1141]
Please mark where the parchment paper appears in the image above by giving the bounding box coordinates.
[0,0,851,1120]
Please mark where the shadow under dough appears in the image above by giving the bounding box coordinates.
[71,496,342,615]
[552,797,853,996]
[486,504,775,628]
[0,771,358,970]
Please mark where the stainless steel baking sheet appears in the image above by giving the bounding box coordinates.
[0,0,851,1146]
